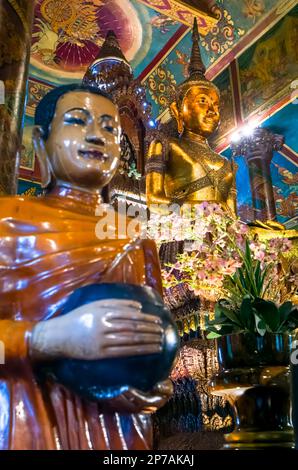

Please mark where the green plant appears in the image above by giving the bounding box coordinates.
[222,240,291,308]
[149,203,296,305]
[206,296,298,339]
[206,239,298,339]
[147,202,297,338]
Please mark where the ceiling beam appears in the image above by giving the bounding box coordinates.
[136,0,218,35]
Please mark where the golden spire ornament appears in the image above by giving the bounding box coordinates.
[188,17,206,79]
[174,18,219,110]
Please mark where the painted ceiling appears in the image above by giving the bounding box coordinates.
[29,0,288,86]
[30,0,183,84]
[20,0,298,223]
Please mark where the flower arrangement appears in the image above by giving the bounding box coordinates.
[147,202,298,338]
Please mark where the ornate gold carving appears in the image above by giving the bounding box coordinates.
[148,66,177,109]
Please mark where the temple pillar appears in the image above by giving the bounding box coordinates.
[0,0,35,194]
[231,128,284,222]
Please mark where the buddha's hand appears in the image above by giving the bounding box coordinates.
[30,299,163,361]
[103,379,174,414]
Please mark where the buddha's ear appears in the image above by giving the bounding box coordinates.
[170,101,183,134]
[32,126,52,189]
[170,101,179,121]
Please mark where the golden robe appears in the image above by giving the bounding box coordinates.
[0,188,163,450]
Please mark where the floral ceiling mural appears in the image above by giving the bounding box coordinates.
[29,0,182,84]
[28,0,287,87]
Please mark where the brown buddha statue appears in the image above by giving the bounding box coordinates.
[146,18,237,217]
[0,84,175,450]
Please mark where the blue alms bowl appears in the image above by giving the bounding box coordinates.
[39,283,179,401]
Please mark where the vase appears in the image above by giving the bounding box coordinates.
[210,333,294,449]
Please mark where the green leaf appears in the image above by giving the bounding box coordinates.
[254,298,280,332]
[207,332,222,339]
[245,240,252,268]
[260,264,272,296]
[241,241,260,298]
[254,261,263,294]
[214,302,227,319]
[255,314,267,336]
[240,296,254,331]
[286,307,298,327]
[239,268,249,290]
[279,301,293,324]
[206,324,240,338]
[229,272,249,296]
[206,326,222,332]
[215,302,242,327]
[192,312,200,331]
[207,318,231,325]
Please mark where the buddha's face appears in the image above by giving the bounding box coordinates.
[181,85,220,137]
[45,90,121,189]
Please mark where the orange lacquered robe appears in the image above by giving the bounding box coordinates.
[0,189,163,450]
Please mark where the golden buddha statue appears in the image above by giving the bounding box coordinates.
[0,84,174,450]
[145,19,297,440]
[146,19,297,268]
[146,18,237,217]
